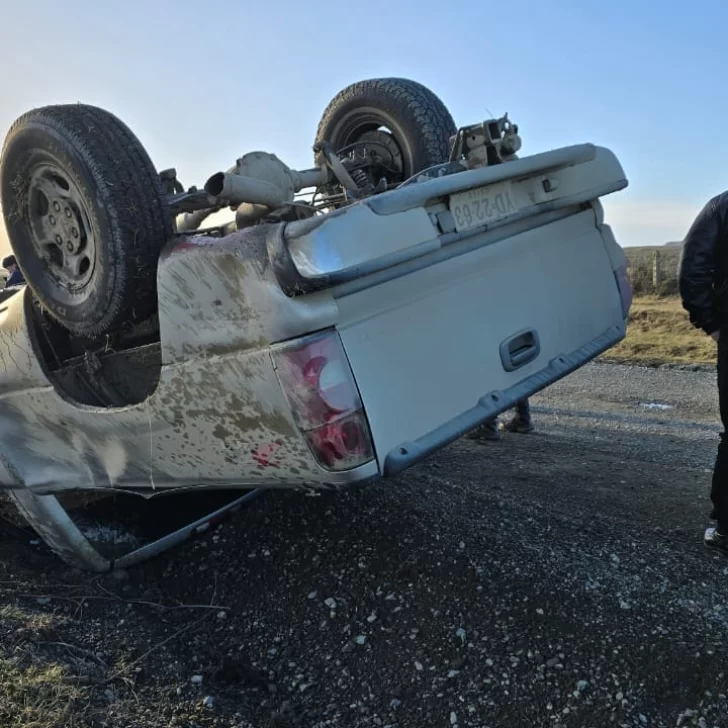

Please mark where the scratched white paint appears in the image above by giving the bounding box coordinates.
[97,437,129,485]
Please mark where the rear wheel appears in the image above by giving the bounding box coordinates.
[0,104,173,337]
[315,78,457,187]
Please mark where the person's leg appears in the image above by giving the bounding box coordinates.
[705,333,728,549]
[504,399,534,434]
[467,417,501,441]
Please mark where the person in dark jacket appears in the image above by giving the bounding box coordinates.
[2,255,24,288]
[468,398,534,441]
[678,192,728,552]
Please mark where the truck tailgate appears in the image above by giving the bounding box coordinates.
[333,208,625,474]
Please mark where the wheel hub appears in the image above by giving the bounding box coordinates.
[355,129,404,179]
[337,128,404,185]
[27,165,95,291]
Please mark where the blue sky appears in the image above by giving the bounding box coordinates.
[0,0,726,251]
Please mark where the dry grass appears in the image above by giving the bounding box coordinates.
[604,296,717,365]
[0,660,89,728]
[0,606,93,728]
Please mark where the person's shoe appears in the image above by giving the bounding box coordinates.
[503,415,535,434]
[468,419,501,441]
[704,527,728,554]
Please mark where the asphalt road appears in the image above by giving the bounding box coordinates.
[1,361,727,728]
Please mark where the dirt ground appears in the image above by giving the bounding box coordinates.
[0,361,726,728]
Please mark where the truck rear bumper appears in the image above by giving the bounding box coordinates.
[273,144,627,297]
[382,322,625,477]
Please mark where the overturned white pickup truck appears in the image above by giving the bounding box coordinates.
[0,78,631,570]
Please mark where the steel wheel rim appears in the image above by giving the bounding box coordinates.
[27,163,96,293]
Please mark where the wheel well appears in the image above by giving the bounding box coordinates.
[25,294,162,408]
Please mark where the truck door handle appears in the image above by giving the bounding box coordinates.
[500,329,540,372]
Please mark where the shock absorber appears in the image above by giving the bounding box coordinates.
[349,167,371,192]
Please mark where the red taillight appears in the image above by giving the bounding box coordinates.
[272,331,374,472]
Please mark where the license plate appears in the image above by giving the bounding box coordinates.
[449,181,522,233]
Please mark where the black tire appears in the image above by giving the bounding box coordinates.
[0,104,173,337]
[315,77,457,183]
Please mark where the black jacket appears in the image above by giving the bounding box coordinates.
[678,191,728,335]
[4,269,24,288]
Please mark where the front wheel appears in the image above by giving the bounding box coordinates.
[0,104,173,337]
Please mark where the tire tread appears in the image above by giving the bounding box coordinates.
[0,104,172,336]
[315,77,457,174]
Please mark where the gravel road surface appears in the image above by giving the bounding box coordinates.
[1,362,727,728]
